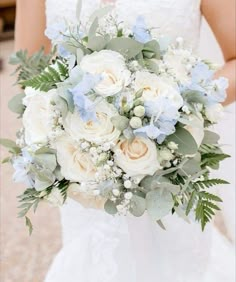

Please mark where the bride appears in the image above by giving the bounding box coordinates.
[15,0,235,281]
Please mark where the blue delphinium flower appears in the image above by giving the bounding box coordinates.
[208,77,228,103]
[13,149,34,187]
[133,16,152,43]
[135,96,179,143]
[134,122,163,140]
[45,22,66,41]
[57,44,71,58]
[70,73,101,121]
[191,63,214,84]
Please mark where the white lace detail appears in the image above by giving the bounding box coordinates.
[46,0,202,49]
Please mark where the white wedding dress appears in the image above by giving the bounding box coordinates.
[44,1,235,281]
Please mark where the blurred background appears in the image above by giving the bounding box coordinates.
[0,1,235,281]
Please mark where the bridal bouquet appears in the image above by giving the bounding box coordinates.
[1,5,230,233]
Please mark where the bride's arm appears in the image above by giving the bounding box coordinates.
[202,0,236,105]
[15,0,50,54]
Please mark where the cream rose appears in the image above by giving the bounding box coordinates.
[80,50,131,97]
[134,71,183,108]
[114,137,161,180]
[56,135,96,182]
[185,114,204,147]
[22,89,58,145]
[64,100,121,145]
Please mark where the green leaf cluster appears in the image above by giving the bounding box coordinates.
[21,62,69,92]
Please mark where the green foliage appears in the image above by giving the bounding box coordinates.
[22,62,69,92]
[129,195,146,217]
[0,138,20,155]
[195,191,222,231]
[201,152,230,169]
[8,93,26,116]
[166,127,198,155]
[17,179,70,234]
[106,38,144,59]
[9,48,55,85]
[193,179,229,190]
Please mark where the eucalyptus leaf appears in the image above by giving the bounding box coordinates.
[156,219,166,230]
[145,59,159,75]
[88,36,108,52]
[8,93,25,116]
[182,90,207,105]
[104,199,118,215]
[106,38,144,59]
[180,158,201,176]
[88,17,99,38]
[159,183,180,195]
[0,138,20,154]
[130,195,146,217]
[143,40,161,59]
[146,189,174,221]
[166,127,198,155]
[58,88,75,112]
[111,115,129,131]
[202,130,220,145]
[34,153,57,172]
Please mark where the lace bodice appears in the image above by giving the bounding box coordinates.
[46,0,202,50]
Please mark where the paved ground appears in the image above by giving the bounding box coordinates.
[0,40,61,282]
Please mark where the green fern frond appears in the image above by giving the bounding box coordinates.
[9,48,55,85]
[193,179,229,190]
[201,153,230,169]
[195,191,222,231]
[21,62,68,92]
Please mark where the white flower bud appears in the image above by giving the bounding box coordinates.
[167,141,179,150]
[182,105,191,114]
[124,192,133,200]
[159,149,174,161]
[134,105,145,117]
[130,117,142,129]
[112,189,120,196]
[124,180,132,189]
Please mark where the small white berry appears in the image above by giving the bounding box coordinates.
[112,189,120,197]
[124,192,133,200]
[134,105,145,117]
[130,117,142,129]
[124,180,132,189]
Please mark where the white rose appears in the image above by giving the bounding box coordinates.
[205,103,224,123]
[185,114,204,147]
[134,71,183,108]
[56,135,96,182]
[114,136,161,180]
[22,89,58,145]
[64,100,121,145]
[80,50,131,97]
